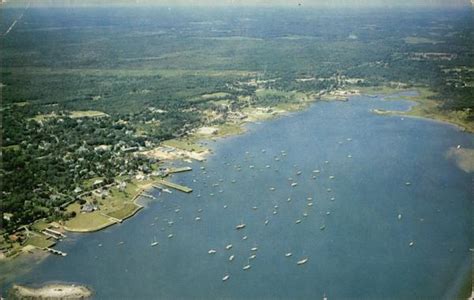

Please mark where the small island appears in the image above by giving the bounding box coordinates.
[8,283,92,299]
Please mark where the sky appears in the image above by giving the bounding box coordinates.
[4,0,472,7]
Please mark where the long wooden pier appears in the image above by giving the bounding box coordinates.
[154,179,192,193]
[167,166,192,174]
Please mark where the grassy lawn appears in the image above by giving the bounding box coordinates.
[64,179,148,231]
[31,219,50,232]
[163,138,208,153]
[106,202,141,220]
[201,92,231,99]
[403,36,442,44]
[69,110,108,118]
[64,203,115,232]
[25,235,56,249]
[2,144,20,151]
[215,123,245,137]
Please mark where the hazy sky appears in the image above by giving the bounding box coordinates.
[10,0,472,7]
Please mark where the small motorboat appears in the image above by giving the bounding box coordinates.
[297,258,309,265]
[236,223,246,230]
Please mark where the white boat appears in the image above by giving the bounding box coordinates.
[320,225,326,230]
[251,247,258,251]
[409,241,414,247]
[168,234,174,238]
[208,249,217,254]
[222,274,230,281]
[264,220,269,225]
[151,237,158,247]
[296,171,302,175]
[249,254,256,260]
[398,214,402,220]
[285,252,292,257]
[329,175,335,179]
[295,219,302,224]
[347,154,352,158]
[269,187,276,191]
[297,258,309,265]
[405,182,412,186]
[243,264,251,270]
[330,197,335,201]
[195,216,201,221]
[303,212,308,217]
[162,188,172,194]
[229,255,235,261]
[242,236,248,240]
[291,182,298,187]
[307,202,313,206]
[236,223,246,230]
[313,170,320,173]
[226,244,233,250]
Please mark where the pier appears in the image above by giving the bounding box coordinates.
[154,180,193,193]
[45,247,67,256]
[167,166,192,174]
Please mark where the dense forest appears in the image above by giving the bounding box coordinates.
[1,5,473,232]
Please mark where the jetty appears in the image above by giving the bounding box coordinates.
[167,166,192,174]
[154,180,192,193]
[45,247,67,256]
[41,228,67,240]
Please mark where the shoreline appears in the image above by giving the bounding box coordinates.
[363,86,473,133]
[5,86,472,254]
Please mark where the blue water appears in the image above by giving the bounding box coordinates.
[2,95,473,299]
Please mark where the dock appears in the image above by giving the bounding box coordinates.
[154,180,193,193]
[45,247,67,256]
[167,166,192,174]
